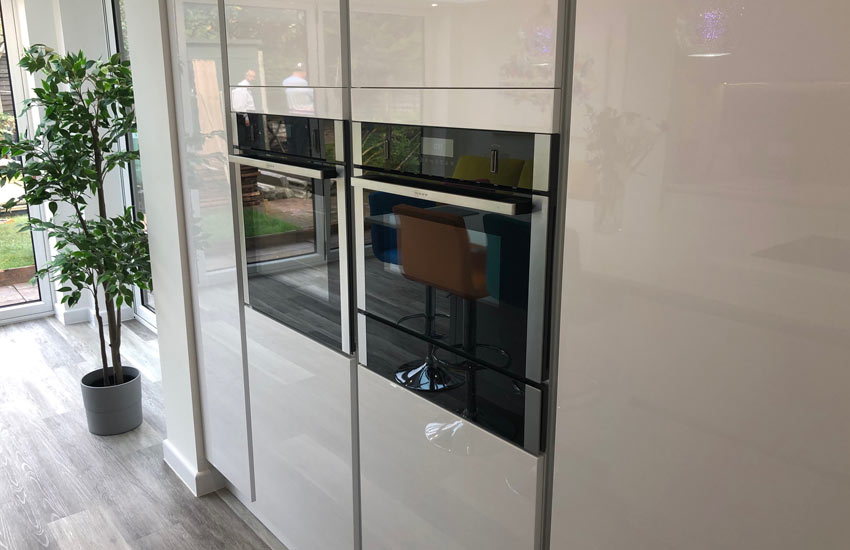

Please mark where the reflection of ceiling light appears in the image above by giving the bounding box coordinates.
[676,1,745,58]
[431,2,438,6]
[688,52,731,57]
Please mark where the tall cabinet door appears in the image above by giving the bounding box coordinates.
[348,0,560,88]
[169,0,252,496]
[224,0,344,119]
[245,308,355,550]
[358,367,543,550]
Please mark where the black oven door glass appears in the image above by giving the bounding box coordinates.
[358,185,545,381]
[239,164,343,350]
[363,315,540,451]
[359,123,538,191]
[234,113,340,164]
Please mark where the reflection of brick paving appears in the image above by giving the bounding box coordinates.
[0,283,39,307]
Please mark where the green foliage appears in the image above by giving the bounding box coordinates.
[0,45,148,384]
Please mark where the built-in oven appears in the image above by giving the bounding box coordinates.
[230,115,351,354]
[352,122,557,454]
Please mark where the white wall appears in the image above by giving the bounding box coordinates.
[123,0,221,496]
[550,0,850,548]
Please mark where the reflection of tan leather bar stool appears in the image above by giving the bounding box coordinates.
[394,204,489,398]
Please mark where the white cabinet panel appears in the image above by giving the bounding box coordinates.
[358,367,541,550]
[551,1,850,549]
[351,87,560,133]
[229,86,344,119]
[349,0,561,89]
[170,0,252,496]
[224,0,342,89]
[246,308,354,550]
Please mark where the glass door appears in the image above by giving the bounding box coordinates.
[112,0,156,328]
[0,0,52,324]
[231,154,350,353]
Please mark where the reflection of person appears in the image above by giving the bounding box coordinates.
[231,69,263,150]
[282,63,314,115]
[282,63,314,156]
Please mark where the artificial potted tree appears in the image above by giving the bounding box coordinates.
[0,46,151,435]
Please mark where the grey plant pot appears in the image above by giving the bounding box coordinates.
[80,366,142,436]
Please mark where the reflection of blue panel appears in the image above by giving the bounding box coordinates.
[483,214,531,308]
[368,192,433,265]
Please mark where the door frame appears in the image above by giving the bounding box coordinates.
[0,0,54,325]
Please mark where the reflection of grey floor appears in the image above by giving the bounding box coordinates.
[754,235,850,274]
[0,317,285,549]
[0,283,39,307]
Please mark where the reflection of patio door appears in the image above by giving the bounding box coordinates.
[0,0,52,324]
[230,154,351,353]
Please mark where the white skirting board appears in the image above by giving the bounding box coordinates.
[163,438,225,497]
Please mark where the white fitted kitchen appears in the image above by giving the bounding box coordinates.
[139,0,850,549]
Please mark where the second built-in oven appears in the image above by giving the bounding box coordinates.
[230,115,351,354]
[352,122,557,454]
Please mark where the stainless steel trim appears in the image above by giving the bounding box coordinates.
[354,186,368,365]
[533,134,552,192]
[230,113,239,151]
[525,195,549,383]
[227,154,338,180]
[352,122,362,166]
[218,0,256,503]
[334,120,345,163]
[351,177,523,216]
[357,313,368,366]
[490,148,499,174]
[336,178,352,355]
[524,384,543,454]
[315,181,328,259]
[230,160,251,306]
[353,187,367,312]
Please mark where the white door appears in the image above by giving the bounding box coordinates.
[0,0,53,325]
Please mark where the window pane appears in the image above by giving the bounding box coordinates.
[0,6,40,308]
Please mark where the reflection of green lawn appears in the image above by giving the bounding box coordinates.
[200,207,300,241]
[0,215,35,270]
[243,209,299,237]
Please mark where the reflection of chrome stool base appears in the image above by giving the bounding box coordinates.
[395,357,462,392]
[395,285,462,392]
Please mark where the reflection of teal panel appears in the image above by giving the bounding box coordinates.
[484,214,531,308]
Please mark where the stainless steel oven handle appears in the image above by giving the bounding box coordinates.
[228,154,339,180]
[351,177,527,216]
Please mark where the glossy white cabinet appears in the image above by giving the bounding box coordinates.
[224,0,342,88]
[245,308,355,550]
[349,0,560,89]
[228,86,344,119]
[169,0,252,496]
[351,87,560,133]
[358,367,542,550]
[551,1,850,549]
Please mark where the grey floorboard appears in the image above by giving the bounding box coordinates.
[0,318,278,550]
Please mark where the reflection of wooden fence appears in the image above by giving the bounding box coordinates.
[240,164,261,207]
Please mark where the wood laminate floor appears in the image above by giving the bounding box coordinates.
[0,317,286,550]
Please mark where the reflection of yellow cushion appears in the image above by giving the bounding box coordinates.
[452,156,525,188]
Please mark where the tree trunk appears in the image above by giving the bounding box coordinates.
[104,295,123,384]
[92,289,110,385]
[93,127,124,384]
